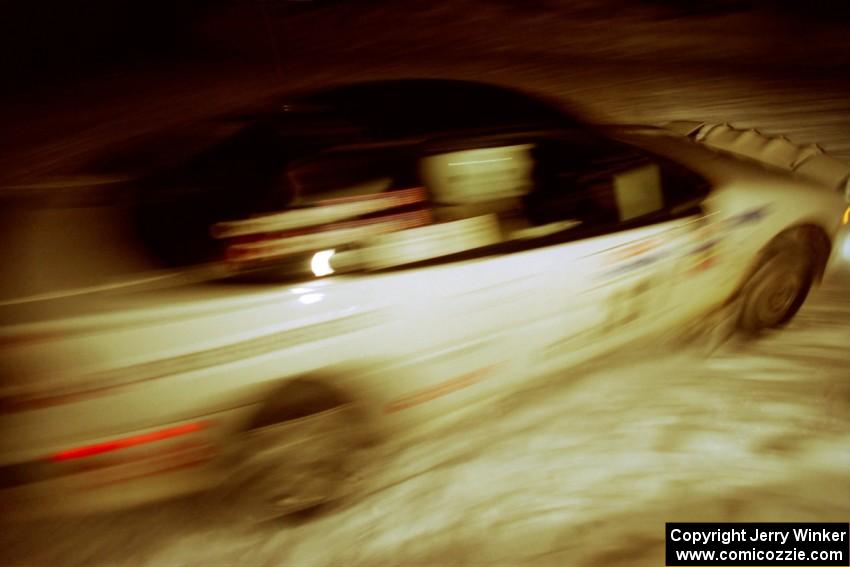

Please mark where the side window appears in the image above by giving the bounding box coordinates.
[524,137,705,234]
[657,157,710,213]
[412,136,689,254]
[206,135,708,277]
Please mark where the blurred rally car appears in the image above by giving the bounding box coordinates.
[1,79,849,519]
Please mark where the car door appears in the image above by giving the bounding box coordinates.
[339,134,715,426]
[518,136,715,371]
[360,215,565,428]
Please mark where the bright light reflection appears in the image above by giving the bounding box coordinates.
[841,234,850,261]
[311,249,336,277]
[298,293,324,305]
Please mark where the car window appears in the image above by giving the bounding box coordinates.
[531,135,708,223]
[198,132,709,278]
[656,155,711,213]
[525,137,661,228]
[363,136,708,272]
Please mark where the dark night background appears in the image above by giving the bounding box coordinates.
[1,0,848,190]
[4,1,850,102]
[2,2,849,136]
[4,1,850,83]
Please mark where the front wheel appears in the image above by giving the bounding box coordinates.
[737,245,814,334]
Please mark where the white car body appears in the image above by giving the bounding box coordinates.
[0,122,847,517]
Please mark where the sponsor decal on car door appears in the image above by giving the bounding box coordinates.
[540,215,707,365]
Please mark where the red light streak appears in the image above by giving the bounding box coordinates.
[50,421,207,462]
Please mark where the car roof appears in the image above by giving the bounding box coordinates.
[279,79,583,140]
[77,80,585,180]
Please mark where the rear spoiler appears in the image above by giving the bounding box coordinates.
[666,121,850,201]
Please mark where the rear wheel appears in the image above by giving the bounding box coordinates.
[737,245,814,334]
[224,401,375,522]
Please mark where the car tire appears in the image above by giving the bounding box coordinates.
[737,244,814,334]
[222,401,376,523]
